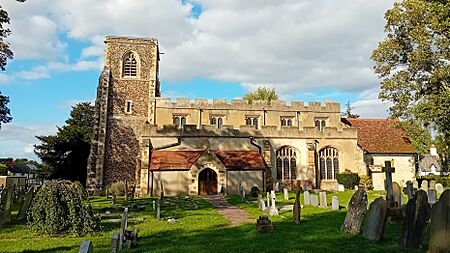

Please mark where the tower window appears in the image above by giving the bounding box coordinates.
[125,100,133,114]
[173,115,187,129]
[123,52,138,77]
[245,116,259,129]
[210,116,224,129]
[315,118,328,131]
[281,117,294,127]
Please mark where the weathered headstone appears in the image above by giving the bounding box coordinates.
[428,189,450,253]
[111,232,120,253]
[79,240,93,253]
[266,192,270,207]
[435,183,444,194]
[412,180,419,189]
[152,200,156,210]
[337,184,345,192]
[119,208,129,250]
[383,161,395,207]
[429,180,436,190]
[3,188,12,223]
[283,188,289,200]
[319,191,327,208]
[398,190,431,249]
[256,216,273,232]
[363,197,388,241]
[17,187,34,221]
[304,191,310,205]
[310,195,319,207]
[293,190,301,224]
[274,182,279,192]
[156,200,161,219]
[421,180,429,191]
[428,189,437,205]
[332,196,339,211]
[393,182,402,207]
[341,189,368,235]
[269,191,279,216]
[259,198,266,211]
[403,181,414,201]
[257,194,262,208]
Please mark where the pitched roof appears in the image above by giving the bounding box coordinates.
[215,151,267,170]
[419,154,442,172]
[343,118,416,154]
[9,164,37,174]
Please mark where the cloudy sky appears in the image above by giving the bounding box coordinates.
[0,0,394,160]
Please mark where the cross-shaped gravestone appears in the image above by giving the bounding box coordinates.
[383,160,396,207]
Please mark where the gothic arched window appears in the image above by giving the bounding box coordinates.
[123,52,138,77]
[319,147,340,180]
[276,146,299,181]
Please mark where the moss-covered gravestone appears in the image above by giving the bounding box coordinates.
[342,189,368,235]
[17,186,35,221]
[428,189,450,253]
[363,197,388,241]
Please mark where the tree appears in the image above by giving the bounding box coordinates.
[372,0,450,167]
[342,101,360,118]
[35,102,95,184]
[0,91,12,129]
[243,87,278,104]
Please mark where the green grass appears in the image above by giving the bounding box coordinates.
[0,190,427,253]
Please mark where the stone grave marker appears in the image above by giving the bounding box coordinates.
[283,188,289,200]
[428,189,450,253]
[421,180,429,191]
[259,198,266,211]
[156,200,161,219]
[17,186,35,221]
[363,197,388,241]
[435,183,444,194]
[341,189,368,235]
[3,188,12,223]
[319,191,327,208]
[354,185,359,191]
[111,232,120,253]
[274,182,279,192]
[256,216,273,232]
[257,194,262,208]
[403,181,415,201]
[266,192,270,207]
[119,208,129,250]
[429,180,436,190]
[310,195,319,207]
[79,240,93,253]
[393,182,402,207]
[269,191,279,216]
[111,195,116,205]
[152,200,156,210]
[337,184,345,192]
[293,189,301,224]
[412,180,419,189]
[304,191,310,205]
[398,190,431,249]
[383,161,395,207]
[428,189,437,205]
[332,196,339,211]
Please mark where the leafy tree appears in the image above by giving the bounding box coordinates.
[0,163,7,176]
[372,0,450,167]
[0,91,12,129]
[35,102,94,184]
[342,101,360,118]
[243,87,278,104]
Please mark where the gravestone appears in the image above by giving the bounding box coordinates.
[428,189,450,253]
[119,208,129,250]
[17,187,35,221]
[293,190,301,224]
[270,190,276,201]
[259,198,266,211]
[304,191,310,205]
[392,182,402,207]
[283,188,289,200]
[383,161,396,207]
[354,185,359,191]
[337,184,345,192]
[310,195,319,207]
[428,189,437,205]
[429,180,436,190]
[3,188,12,223]
[256,216,273,232]
[421,180,429,191]
[111,232,120,253]
[257,194,262,208]
[435,183,444,194]
[266,192,270,207]
[319,192,327,208]
[398,190,431,249]
[156,200,161,219]
[79,240,93,253]
[341,189,368,235]
[363,197,388,241]
[412,180,419,189]
[274,182,279,192]
[403,181,414,201]
[152,200,156,210]
[111,195,116,205]
[269,191,279,216]
[332,196,339,211]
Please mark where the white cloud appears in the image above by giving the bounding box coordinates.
[352,88,391,118]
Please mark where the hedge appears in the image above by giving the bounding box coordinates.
[336,172,360,189]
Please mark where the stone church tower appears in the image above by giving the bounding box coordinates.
[86,36,160,194]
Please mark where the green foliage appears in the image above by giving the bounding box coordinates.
[249,186,260,198]
[27,180,100,236]
[436,176,450,187]
[342,101,360,118]
[107,180,127,196]
[359,175,373,190]
[336,172,360,189]
[35,102,94,183]
[0,91,12,129]
[243,87,278,104]
[398,120,432,155]
[0,163,7,176]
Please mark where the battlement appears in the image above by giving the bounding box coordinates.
[155,98,340,112]
[105,36,158,44]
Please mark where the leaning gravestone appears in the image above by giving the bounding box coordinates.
[421,180,429,191]
[310,195,319,207]
[79,240,93,253]
[119,208,129,250]
[283,188,289,200]
[293,190,301,224]
[435,183,444,194]
[319,192,327,208]
[332,196,339,211]
[428,189,438,205]
[392,182,402,207]
[17,186,35,221]
[3,188,12,223]
[363,197,388,241]
[398,190,431,249]
[341,189,368,235]
[304,191,310,205]
[429,180,436,190]
[428,189,450,253]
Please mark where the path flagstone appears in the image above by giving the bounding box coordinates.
[202,195,253,226]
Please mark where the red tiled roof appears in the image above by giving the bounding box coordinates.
[215,151,267,170]
[344,118,416,154]
[150,150,203,171]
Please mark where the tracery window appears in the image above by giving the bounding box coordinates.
[123,52,138,77]
[314,118,327,131]
[276,146,298,180]
[319,147,340,180]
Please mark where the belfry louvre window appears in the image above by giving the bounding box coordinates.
[123,52,137,77]
[276,146,298,180]
[319,147,339,180]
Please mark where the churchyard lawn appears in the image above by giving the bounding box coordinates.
[0,190,426,253]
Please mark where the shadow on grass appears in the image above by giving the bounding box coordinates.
[21,246,74,253]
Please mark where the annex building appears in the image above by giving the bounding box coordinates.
[86,36,416,195]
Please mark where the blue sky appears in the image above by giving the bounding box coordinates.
[0,0,394,160]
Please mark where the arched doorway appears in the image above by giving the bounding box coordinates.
[198,168,218,195]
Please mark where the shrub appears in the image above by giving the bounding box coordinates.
[336,172,360,189]
[107,180,127,196]
[28,180,100,236]
[249,186,260,198]
[436,176,450,187]
[359,175,373,190]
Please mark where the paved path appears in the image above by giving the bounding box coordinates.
[202,195,253,226]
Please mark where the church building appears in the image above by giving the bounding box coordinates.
[86,36,416,196]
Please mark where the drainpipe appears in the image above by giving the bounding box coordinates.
[148,137,183,196]
[250,136,268,191]
[250,136,262,154]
